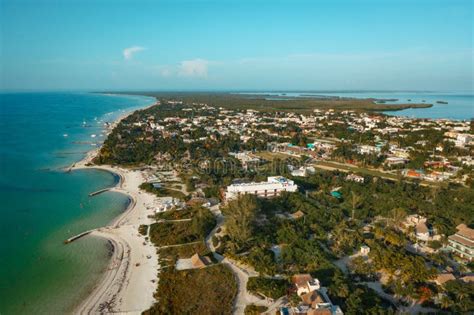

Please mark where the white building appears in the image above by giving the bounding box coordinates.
[225,176,298,201]
[291,166,316,177]
[346,174,365,183]
[229,151,260,170]
[155,197,183,213]
[448,224,474,261]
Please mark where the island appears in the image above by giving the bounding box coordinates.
[78,94,473,314]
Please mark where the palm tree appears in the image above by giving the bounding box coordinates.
[440,295,453,309]
[351,191,362,220]
[390,207,407,228]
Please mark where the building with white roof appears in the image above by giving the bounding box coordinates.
[225,176,298,201]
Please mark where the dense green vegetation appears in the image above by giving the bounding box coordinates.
[214,169,474,311]
[294,170,474,235]
[112,92,432,113]
[149,206,216,246]
[143,264,237,315]
[155,207,194,220]
[441,280,474,312]
[98,95,473,313]
[247,277,288,299]
[244,304,268,315]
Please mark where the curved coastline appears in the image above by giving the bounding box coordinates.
[68,99,160,314]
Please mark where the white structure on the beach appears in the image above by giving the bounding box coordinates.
[225,176,298,200]
[155,197,183,213]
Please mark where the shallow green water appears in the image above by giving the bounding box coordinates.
[0,92,155,314]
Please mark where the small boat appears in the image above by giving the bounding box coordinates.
[91,134,96,138]
[63,134,68,137]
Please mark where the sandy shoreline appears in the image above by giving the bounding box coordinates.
[69,101,160,314]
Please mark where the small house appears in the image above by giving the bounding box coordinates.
[292,274,321,296]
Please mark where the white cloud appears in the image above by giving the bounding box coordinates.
[123,46,146,60]
[178,59,208,78]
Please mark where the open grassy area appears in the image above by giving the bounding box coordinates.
[313,160,399,179]
[140,182,187,200]
[312,160,440,186]
[143,264,237,315]
[254,151,293,161]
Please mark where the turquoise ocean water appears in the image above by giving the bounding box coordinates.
[0,92,155,314]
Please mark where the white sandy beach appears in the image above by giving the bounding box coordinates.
[70,102,160,314]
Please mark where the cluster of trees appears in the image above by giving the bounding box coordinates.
[214,168,474,312]
[247,277,288,299]
[148,206,216,246]
[143,264,237,315]
[440,280,474,312]
[295,170,474,235]
[244,304,268,315]
[328,271,395,314]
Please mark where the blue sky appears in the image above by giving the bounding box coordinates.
[1,0,473,91]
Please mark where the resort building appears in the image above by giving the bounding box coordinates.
[225,176,298,201]
[448,224,474,261]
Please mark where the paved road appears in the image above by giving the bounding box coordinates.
[204,205,271,315]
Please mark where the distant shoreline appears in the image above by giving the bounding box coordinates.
[98,90,434,113]
[68,97,159,314]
